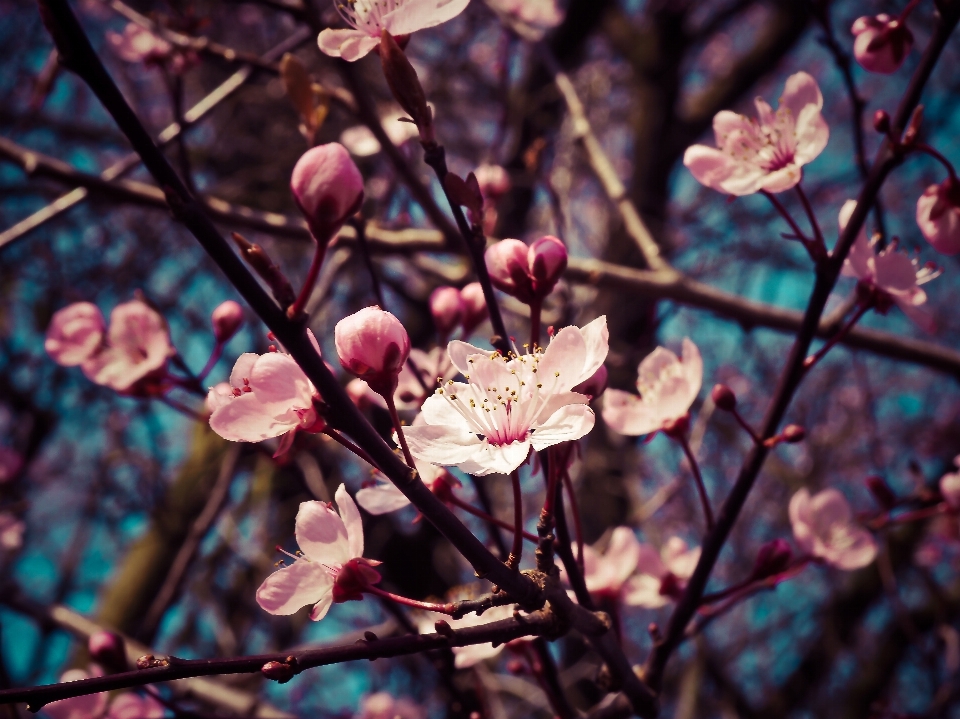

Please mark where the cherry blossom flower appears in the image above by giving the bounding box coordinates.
[208,333,324,455]
[80,301,175,394]
[623,537,701,609]
[580,527,641,599]
[45,302,106,366]
[486,0,563,40]
[789,488,877,570]
[404,317,608,476]
[417,604,521,668]
[602,339,702,437]
[257,484,381,621]
[211,301,244,343]
[485,236,568,305]
[839,200,938,332]
[106,24,172,65]
[318,0,471,62]
[336,307,411,397]
[683,71,828,195]
[0,446,24,483]
[430,286,464,338]
[851,14,913,74]
[940,456,960,510]
[355,693,425,719]
[0,512,24,551]
[460,282,488,336]
[291,143,365,241]
[356,456,453,514]
[916,178,960,255]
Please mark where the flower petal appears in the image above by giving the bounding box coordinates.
[318,28,371,58]
[256,559,332,615]
[780,71,823,117]
[405,424,484,465]
[537,325,587,393]
[356,482,412,514]
[295,500,351,565]
[578,316,609,383]
[251,353,314,409]
[792,103,829,166]
[229,353,259,387]
[622,574,668,608]
[601,389,663,437]
[683,144,741,193]
[335,483,364,559]
[447,340,489,376]
[209,392,297,442]
[530,404,595,451]
[383,0,470,35]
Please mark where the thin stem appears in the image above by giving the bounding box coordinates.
[159,396,205,422]
[553,475,594,610]
[350,216,385,306]
[196,341,224,382]
[384,393,416,469]
[674,433,714,532]
[912,142,960,182]
[761,190,817,260]
[507,469,524,570]
[529,297,542,350]
[526,640,577,719]
[803,302,871,371]
[731,408,761,445]
[794,184,826,257]
[900,0,922,22]
[560,465,584,575]
[323,428,380,470]
[447,494,538,543]
[287,237,327,319]
[363,585,455,615]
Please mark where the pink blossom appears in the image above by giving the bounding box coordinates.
[208,335,323,450]
[291,143,365,241]
[80,301,174,394]
[0,512,24,551]
[851,14,913,74]
[335,307,411,396]
[87,631,126,673]
[430,286,465,338]
[486,0,563,40]
[318,0,471,62]
[0,446,24,483]
[257,484,380,621]
[474,163,511,200]
[356,456,451,514]
[602,338,702,437]
[211,301,244,343]
[916,178,960,255]
[581,527,641,599]
[940,456,960,510]
[840,200,938,332]
[106,24,172,65]
[460,282,488,335]
[683,71,828,195]
[416,604,520,668]
[355,693,425,719]
[42,669,108,719]
[485,236,568,305]
[45,302,106,366]
[404,317,607,476]
[789,488,877,570]
[623,537,701,609]
[105,694,164,719]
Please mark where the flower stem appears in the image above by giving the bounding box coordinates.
[560,463,584,575]
[762,189,821,262]
[899,0,922,22]
[506,469,524,570]
[384,393,417,468]
[287,237,327,320]
[159,395,205,422]
[803,301,871,371]
[363,584,455,615]
[911,142,960,182]
[323,428,380,470]
[794,183,827,259]
[197,341,224,382]
[674,433,714,531]
[535,449,558,574]
[447,494,538,543]
[731,408,762,444]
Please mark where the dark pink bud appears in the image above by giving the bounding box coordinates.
[851,14,914,74]
[873,110,890,134]
[711,383,737,411]
[211,300,244,343]
[335,307,411,397]
[572,364,608,398]
[528,235,567,298]
[475,163,511,200]
[781,424,806,443]
[865,475,897,510]
[750,539,792,581]
[485,239,535,303]
[88,631,127,673]
[429,286,464,337]
[662,414,690,439]
[459,282,488,335]
[291,143,364,242]
[261,659,296,683]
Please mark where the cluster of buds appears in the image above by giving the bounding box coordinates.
[484,236,568,307]
[851,14,914,74]
[428,282,488,340]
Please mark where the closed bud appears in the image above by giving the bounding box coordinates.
[261,660,296,683]
[902,105,923,145]
[429,286,464,338]
[873,109,890,134]
[529,235,567,297]
[335,307,411,397]
[291,143,364,242]
[781,424,806,443]
[379,30,433,144]
[865,475,897,510]
[485,239,535,303]
[711,383,737,411]
[851,14,913,75]
[750,538,792,580]
[88,631,126,673]
[460,282,488,335]
[231,233,296,308]
[211,300,244,343]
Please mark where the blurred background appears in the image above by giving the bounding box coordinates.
[1,0,959,716]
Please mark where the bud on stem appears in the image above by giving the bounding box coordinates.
[379,30,434,145]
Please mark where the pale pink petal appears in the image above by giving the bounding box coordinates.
[809,488,852,527]
[229,353,259,387]
[827,527,877,570]
[893,294,935,333]
[532,391,589,427]
[461,439,532,476]
[250,353,314,409]
[452,641,504,668]
[792,103,829,165]
[257,559,332,615]
[339,34,383,62]
[309,592,334,621]
[622,574,668,608]
[536,325,588,392]
[578,316,609,382]
[875,251,922,292]
[45,302,106,366]
[317,28,374,59]
[601,389,663,436]
[603,527,642,589]
[757,164,803,193]
[788,488,816,555]
[209,392,297,442]
[404,424,485,465]
[356,482,412,514]
[295,500,351,565]
[529,404,595,451]
[662,538,700,579]
[382,0,471,36]
[679,338,703,407]
[711,110,757,147]
[779,71,823,117]
[447,340,489,376]
[635,543,666,577]
[683,144,742,193]
[335,484,364,559]
[637,347,681,391]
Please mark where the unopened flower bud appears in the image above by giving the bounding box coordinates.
[750,538,792,581]
[781,424,806,443]
[459,282,488,335]
[711,383,737,411]
[529,235,567,297]
[486,239,535,303]
[379,30,433,144]
[902,105,923,146]
[261,660,296,683]
[851,14,913,75]
[873,110,890,135]
[434,619,455,637]
[662,414,690,439]
[865,475,897,510]
[232,233,297,308]
[211,300,244,343]
[916,177,960,255]
[88,631,126,673]
[429,286,464,338]
[291,143,364,242]
[335,307,411,397]
[475,163,511,200]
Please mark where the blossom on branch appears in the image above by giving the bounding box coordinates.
[45,302,106,366]
[485,236,568,306]
[916,178,960,255]
[789,488,877,570]
[356,455,453,515]
[840,200,937,332]
[601,338,702,437]
[291,143,365,241]
[851,14,913,74]
[317,0,471,62]
[335,307,411,397]
[623,537,701,609]
[257,484,380,621]
[940,456,960,510]
[580,526,642,600]
[404,318,608,476]
[683,71,828,195]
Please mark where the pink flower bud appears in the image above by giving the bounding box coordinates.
[335,307,411,396]
[291,143,364,241]
[261,660,296,683]
[916,178,960,255]
[711,384,737,411]
[459,282,488,335]
[474,163,511,200]
[782,425,806,443]
[88,631,127,673]
[45,302,106,366]
[873,110,890,134]
[429,286,464,338]
[211,300,244,343]
[750,539,792,581]
[529,235,568,297]
[865,475,898,510]
[851,14,913,74]
[572,364,608,398]
[485,239,535,302]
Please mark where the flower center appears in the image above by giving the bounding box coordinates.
[337,0,399,34]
